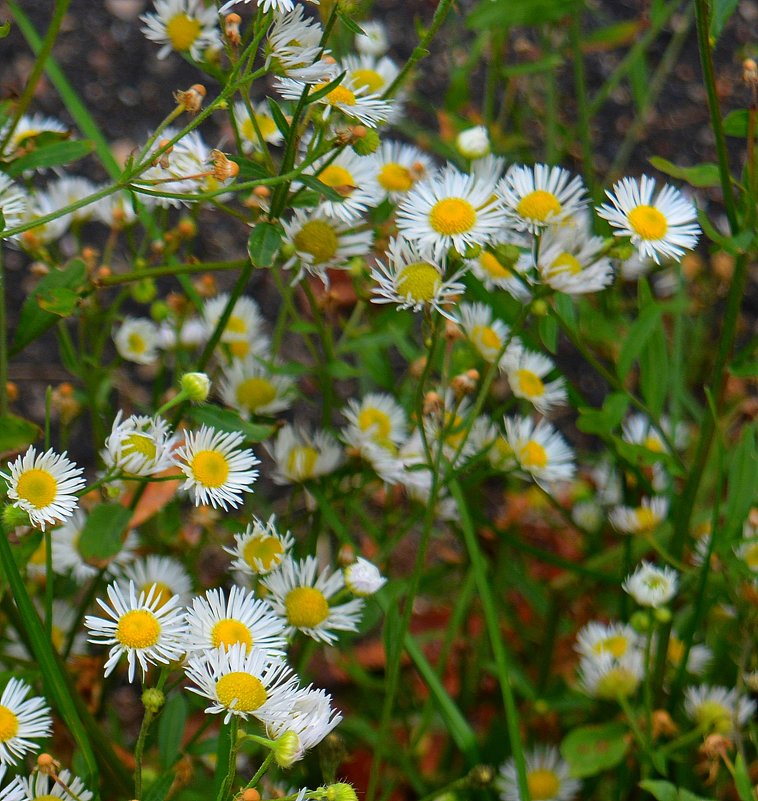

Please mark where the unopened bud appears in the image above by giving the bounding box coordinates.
[351,127,380,155]
[651,709,678,739]
[456,125,490,159]
[225,13,242,45]
[150,301,170,322]
[180,372,211,402]
[131,278,157,304]
[629,610,651,633]
[6,381,17,403]
[423,391,443,417]
[451,370,478,398]
[155,139,173,169]
[36,753,61,775]
[530,299,549,316]
[142,688,165,713]
[177,218,197,239]
[701,733,732,760]
[3,505,31,531]
[323,784,357,801]
[653,607,672,624]
[273,730,300,768]
[241,791,260,801]
[468,765,495,787]
[174,84,206,114]
[211,150,240,181]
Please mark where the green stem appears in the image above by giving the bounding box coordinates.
[133,707,155,799]
[216,717,240,801]
[0,248,7,416]
[96,259,248,287]
[244,752,274,789]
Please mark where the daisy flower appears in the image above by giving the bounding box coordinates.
[735,532,758,573]
[233,100,284,153]
[683,685,756,735]
[5,599,88,661]
[609,496,669,535]
[498,745,580,801]
[118,555,193,610]
[185,585,286,657]
[664,631,711,676]
[370,236,466,321]
[102,412,177,477]
[93,189,138,229]
[622,561,678,608]
[282,208,374,282]
[502,416,576,487]
[221,0,297,15]
[0,766,24,801]
[506,350,566,415]
[355,21,389,57]
[342,393,408,452]
[0,175,27,233]
[203,294,269,361]
[224,515,295,577]
[596,175,700,264]
[219,356,295,419]
[534,227,614,295]
[15,769,93,801]
[0,679,52,766]
[85,580,187,682]
[113,317,161,365]
[184,642,300,724]
[467,244,531,297]
[458,302,520,366]
[265,7,335,84]
[621,413,688,454]
[341,54,404,120]
[344,558,386,597]
[277,76,392,127]
[1,446,85,531]
[45,176,98,226]
[262,556,364,644]
[374,140,434,201]
[0,113,68,160]
[575,621,641,661]
[269,425,342,485]
[498,163,587,233]
[396,165,506,260]
[578,649,644,700]
[173,425,260,510]
[140,0,221,61]
[14,191,68,250]
[266,686,342,762]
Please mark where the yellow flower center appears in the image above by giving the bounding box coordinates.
[743,542,758,571]
[287,445,319,480]
[633,506,659,532]
[293,220,339,264]
[141,582,173,609]
[357,408,392,440]
[191,450,230,489]
[628,205,668,240]
[667,636,684,666]
[478,251,512,278]
[444,413,465,449]
[122,432,157,461]
[527,769,561,801]
[51,625,64,652]
[548,252,583,277]
[116,609,161,649]
[428,197,476,235]
[211,618,253,651]
[516,189,562,222]
[127,332,146,354]
[285,586,330,628]
[0,705,19,742]
[593,634,629,659]
[236,377,277,411]
[229,340,250,359]
[226,315,247,335]
[643,434,665,453]
[519,440,548,469]
[471,324,502,354]
[695,700,732,734]
[318,164,356,197]
[241,115,278,142]
[596,666,639,699]
[396,262,441,302]
[378,163,413,193]
[32,795,59,801]
[243,536,285,571]
[16,468,58,509]
[215,672,267,712]
[351,68,384,94]
[325,85,357,106]
[166,13,202,51]
[515,369,545,398]
[29,538,47,566]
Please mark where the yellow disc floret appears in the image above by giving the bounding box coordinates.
[357,408,392,440]
[593,634,630,659]
[236,378,277,411]
[16,469,58,509]
[527,770,561,801]
[633,506,659,533]
[216,672,267,712]
[396,262,440,302]
[116,609,161,649]
[515,369,545,399]
[166,13,202,51]
[325,85,357,107]
[212,619,253,651]
[285,586,330,628]
[519,440,548,470]
[141,582,173,609]
[351,68,384,94]
[628,205,668,240]
[428,197,476,235]
[191,451,230,488]
[293,220,339,264]
[243,536,285,572]
[0,705,19,742]
[478,251,512,278]
[517,190,562,222]
[122,433,158,461]
[548,252,583,277]
[378,163,414,193]
[127,333,147,354]
[287,445,319,480]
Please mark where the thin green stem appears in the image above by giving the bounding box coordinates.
[96,259,249,287]
[0,248,7,416]
[133,707,155,799]
[216,717,240,801]
[244,752,274,789]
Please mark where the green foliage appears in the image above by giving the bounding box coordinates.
[560,722,629,778]
[77,504,133,563]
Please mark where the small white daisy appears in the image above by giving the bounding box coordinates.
[502,416,576,487]
[498,745,580,801]
[268,425,342,485]
[0,766,24,801]
[344,558,386,597]
[578,649,644,700]
[219,356,295,419]
[1,446,85,531]
[102,412,177,477]
[45,176,98,226]
[374,140,434,201]
[140,0,221,61]
[467,244,531,297]
[396,165,506,260]
[342,393,407,452]
[224,515,295,577]
[14,191,68,249]
[262,556,364,644]
[113,317,161,365]
[266,686,342,762]
[621,413,688,455]
[202,293,269,361]
[622,561,678,608]
[265,7,335,84]
[506,350,566,415]
[118,555,193,610]
[16,768,93,801]
[0,113,68,160]
[575,621,641,661]
[596,175,700,264]
[534,226,614,295]
[0,679,52,766]
[93,188,138,229]
[684,685,756,735]
[499,163,587,233]
[664,632,712,676]
[341,54,404,120]
[0,175,27,233]
[184,642,300,725]
[609,496,669,535]
[173,425,260,510]
[85,580,187,682]
[370,236,466,321]
[233,100,284,153]
[458,302,520,367]
[221,0,298,16]
[355,20,389,56]
[5,599,88,661]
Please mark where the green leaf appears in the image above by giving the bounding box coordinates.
[732,754,754,801]
[538,313,558,354]
[648,157,721,188]
[247,221,283,268]
[13,258,87,352]
[501,54,564,78]
[143,771,176,801]
[468,0,579,29]
[639,311,668,417]
[710,0,740,41]
[37,286,80,316]
[639,780,679,801]
[560,721,629,778]
[723,424,757,541]
[336,8,365,35]
[77,504,133,564]
[576,392,629,436]
[306,72,347,104]
[616,304,662,379]
[298,173,348,203]
[0,20,10,38]
[4,139,94,177]
[729,359,758,377]
[0,414,41,452]
[326,360,361,379]
[678,790,717,801]
[187,405,275,443]
[265,97,290,138]
[228,156,269,182]
[723,109,748,137]
[158,693,188,769]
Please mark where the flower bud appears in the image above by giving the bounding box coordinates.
[324,784,358,801]
[225,13,242,46]
[2,505,31,531]
[344,557,386,596]
[351,127,380,155]
[36,753,61,775]
[180,372,211,402]
[131,278,158,304]
[174,84,206,114]
[142,688,165,713]
[273,730,300,768]
[456,125,490,159]
[211,150,240,181]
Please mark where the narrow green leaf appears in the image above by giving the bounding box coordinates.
[722,109,748,137]
[576,392,629,436]
[638,779,679,801]
[0,414,41,452]
[187,405,275,443]
[298,173,348,203]
[648,156,721,188]
[616,304,661,379]
[560,722,629,778]
[501,54,563,78]
[5,139,94,177]
[710,0,740,41]
[158,693,188,769]
[723,424,757,541]
[37,286,80,316]
[305,72,347,104]
[247,221,283,268]
[639,313,669,417]
[678,790,717,801]
[228,156,269,183]
[265,97,290,139]
[538,313,558,354]
[77,504,132,563]
[733,754,755,801]
[468,0,578,29]
[0,20,10,38]
[336,8,365,35]
[143,771,176,801]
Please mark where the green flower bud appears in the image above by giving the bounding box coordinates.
[493,243,521,266]
[2,504,30,530]
[131,278,157,304]
[323,784,357,801]
[352,128,380,156]
[180,372,211,402]
[630,610,651,633]
[142,688,165,713]
[530,299,549,317]
[463,243,482,259]
[653,607,672,624]
[150,301,170,322]
[273,730,300,768]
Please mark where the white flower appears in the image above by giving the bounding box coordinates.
[118,555,193,610]
[45,176,98,226]
[14,191,68,247]
[622,561,678,608]
[684,685,757,735]
[664,632,711,676]
[0,766,24,801]
[140,0,221,60]
[575,621,641,661]
[219,356,295,419]
[113,317,161,365]
[578,650,644,700]
[269,425,342,485]
[370,236,466,321]
[85,580,187,682]
[262,556,364,644]
[375,140,434,201]
[621,413,688,454]
[458,302,520,367]
[15,768,93,801]
[266,686,342,761]
[221,0,300,15]
[498,745,580,801]
[0,113,68,160]
[342,393,408,452]
[173,425,260,510]
[102,412,177,477]
[0,678,52,766]
[224,515,295,577]
[233,100,284,153]
[1,446,85,531]
[184,585,287,657]
[0,175,27,233]
[534,226,614,294]
[596,175,700,264]
[456,126,490,159]
[277,76,392,127]
[203,294,269,361]
[609,496,669,535]
[396,165,506,260]
[502,416,576,487]
[466,244,531,297]
[499,163,587,233]
[354,20,389,56]
[344,558,386,596]
[93,189,138,228]
[341,54,403,120]
[506,349,566,415]
[4,600,87,661]
[265,7,334,84]
[184,642,300,724]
